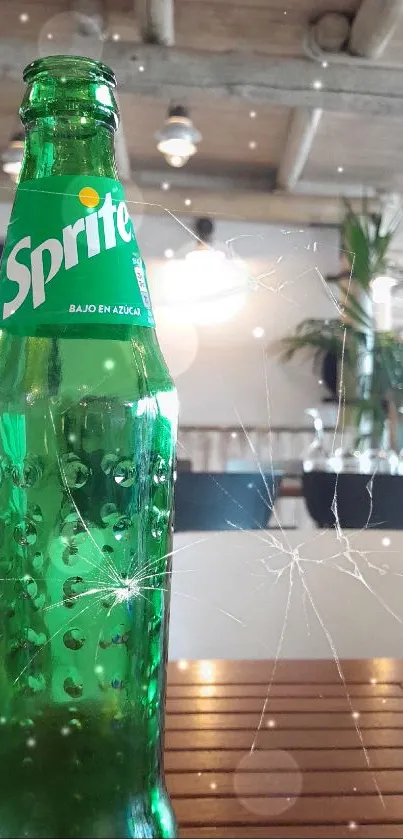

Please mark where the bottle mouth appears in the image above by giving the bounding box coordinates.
[23,55,116,88]
[20,55,118,130]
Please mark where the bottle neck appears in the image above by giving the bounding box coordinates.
[20,117,117,182]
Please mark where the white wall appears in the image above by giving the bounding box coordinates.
[169,529,403,660]
[0,202,341,428]
[142,214,341,427]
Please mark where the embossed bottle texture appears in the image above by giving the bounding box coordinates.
[0,55,178,839]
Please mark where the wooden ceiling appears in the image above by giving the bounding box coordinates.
[0,0,403,225]
[304,110,403,191]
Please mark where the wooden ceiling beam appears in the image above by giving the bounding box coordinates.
[1,38,403,116]
[72,1,132,182]
[133,166,277,193]
[71,0,104,36]
[349,0,403,58]
[277,107,323,191]
[136,0,175,46]
[122,182,377,226]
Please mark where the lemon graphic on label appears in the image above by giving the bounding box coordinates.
[78,187,100,208]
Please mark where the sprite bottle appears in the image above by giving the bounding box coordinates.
[0,55,178,838]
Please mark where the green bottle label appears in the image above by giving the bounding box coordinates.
[0,175,155,333]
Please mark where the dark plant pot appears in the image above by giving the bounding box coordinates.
[302,471,403,529]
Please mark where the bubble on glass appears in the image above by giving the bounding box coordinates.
[38,12,105,60]
[26,674,46,696]
[63,577,86,600]
[32,594,46,612]
[29,505,43,524]
[100,502,121,525]
[62,544,80,567]
[152,455,167,484]
[17,575,38,599]
[11,456,43,489]
[50,513,94,572]
[153,306,198,377]
[233,750,302,816]
[61,453,91,489]
[113,516,131,541]
[60,519,87,546]
[111,624,130,645]
[14,519,37,547]
[63,674,84,699]
[113,459,136,488]
[63,628,86,651]
[150,507,169,539]
[101,453,119,476]
[31,551,44,572]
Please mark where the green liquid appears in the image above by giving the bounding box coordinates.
[0,710,176,838]
[0,328,178,837]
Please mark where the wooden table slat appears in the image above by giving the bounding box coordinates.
[166,747,403,772]
[168,659,403,685]
[167,696,403,713]
[180,827,403,838]
[174,794,403,826]
[166,727,403,750]
[167,683,403,699]
[166,711,403,730]
[167,660,403,836]
[168,769,403,796]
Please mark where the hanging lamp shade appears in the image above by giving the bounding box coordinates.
[154,104,202,168]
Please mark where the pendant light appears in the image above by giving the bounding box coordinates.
[1,131,24,182]
[154,104,202,168]
[160,217,249,325]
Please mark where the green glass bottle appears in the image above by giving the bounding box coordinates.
[0,55,178,838]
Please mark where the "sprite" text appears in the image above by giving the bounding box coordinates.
[3,192,133,319]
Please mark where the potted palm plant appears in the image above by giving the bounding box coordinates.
[281,201,403,528]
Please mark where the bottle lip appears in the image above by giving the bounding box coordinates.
[23,55,116,88]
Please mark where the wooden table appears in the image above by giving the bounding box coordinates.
[165,659,403,838]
